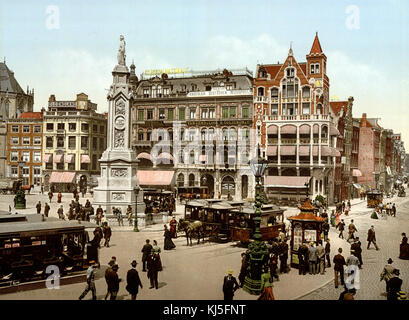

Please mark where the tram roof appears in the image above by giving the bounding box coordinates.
[0,214,97,236]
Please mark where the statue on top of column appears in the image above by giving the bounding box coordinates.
[117,35,126,66]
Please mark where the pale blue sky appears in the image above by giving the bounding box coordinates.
[1,0,408,144]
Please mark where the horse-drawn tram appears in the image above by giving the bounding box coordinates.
[0,213,97,285]
[182,199,285,243]
[366,190,383,208]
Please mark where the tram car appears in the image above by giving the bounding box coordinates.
[177,186,209,202]
[143,188,176,213]
[183,199,285,243]
[366,190,383,208]
[0,213,97,284]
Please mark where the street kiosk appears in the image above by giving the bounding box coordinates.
[287,198,325,269]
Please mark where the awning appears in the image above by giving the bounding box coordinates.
[330,125,340,136]
[280,145,296,156]
[267,125,278,135]
[157,152,174,161]
[312,146,319,156]
[43,154,52,163]
[81,155,90,163]
[299,124,311,134]
[265,176,311,188]
[280,125,296,134]
[353,183,361,189]
[137,170,175,186]
[299,146,310,156]
[49,171,76,183]
[352,169,362,177]
[321,146,332,157]
[137,152,153,162]
[53,154,64,163]
[267,146,277,156]
[199,154,206,162]
[65,154,74,163]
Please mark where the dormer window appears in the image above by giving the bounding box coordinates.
[286,68,295,77]
[257,87,265,96]
[259,69,267,78]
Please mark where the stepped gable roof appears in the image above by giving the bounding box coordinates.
[330,101,348,116]
[0,62,25,94]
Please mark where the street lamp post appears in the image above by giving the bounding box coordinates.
[133,186,140,232]
[243,145,270,295]
[15,159,26,209]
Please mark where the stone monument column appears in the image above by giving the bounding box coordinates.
[93,35,145,219]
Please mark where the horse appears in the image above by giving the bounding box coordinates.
[177,218,205,246]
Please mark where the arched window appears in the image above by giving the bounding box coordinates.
[201,129,206,141]
[168,129,173,141]
[271,88,279,99]
[208,128,215,141]
[178,152,184,164]
[257,87,265,96]
[147,130,152,141]
[221,175,235,195]
[302,86,310,98]
[189,173,195,186]
[138,130,144,141]
[321,126,328,138]
[229,128,236,141]
[222,128,229,141]
[316,103,323,114]
[189,150,195,164]
[177,173,184,187]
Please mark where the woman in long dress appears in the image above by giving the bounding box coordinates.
[164,225,176,250]
[258,266,275,300]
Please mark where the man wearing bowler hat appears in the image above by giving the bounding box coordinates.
[222,269,239,300]
[126,260,143,300]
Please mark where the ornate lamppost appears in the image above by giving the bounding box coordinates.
[133,186,140,232]
[243,145,270,295]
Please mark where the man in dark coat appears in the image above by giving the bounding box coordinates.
[392,203,396,217]
[222,270,239,300]
[298,243,309,275]
[333,248,346,288]
[367,225,379,250]
[278,240,289,273]
[141,239,153,272]
[126,260,143,300]
[336,219,345,239]
[105,264,121,300]
[399,233,409,260]
[103,223,112,247]
[147,251,161,289]
[322,220,330,241]
[325,239,331,268]
[387,269,403,301]
[351,237,363,268]
[44,202,50,217]
[36,201,41,214]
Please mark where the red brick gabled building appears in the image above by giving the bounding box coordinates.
[253,33,340,205]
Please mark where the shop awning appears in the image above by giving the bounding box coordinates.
[265,176,311,188]
[321,146,332,157]
[299,146,310,156]
[280,145,296,156]
[266,146,277,156]
[352,169,362,177]
[43,154,52,163]
[280,125,297,134]
[65,154,75,163]
[330,125,340,136]
[267,125,278,135]
[353,183,361,189]
[299,124,311,135]
[81,155,90,163]
[137,170,175,186]
[49,171,76,183]
[137,152,153,162]
[53,154,64,163]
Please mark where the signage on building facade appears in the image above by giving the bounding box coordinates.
[187,89,252,98]
[144,67,189,76]
[186,119,252,126]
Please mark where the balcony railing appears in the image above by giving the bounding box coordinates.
[254,96,269,103]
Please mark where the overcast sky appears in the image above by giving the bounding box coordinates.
[1,0,408,145]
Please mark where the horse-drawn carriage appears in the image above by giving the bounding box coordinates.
[367,190,383,208]
[0,179,21,195]
[181,199,286,245]
[0,213,97,284]
[177,186,209,203]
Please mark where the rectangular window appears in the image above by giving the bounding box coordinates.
[99,137,104,150]
[271,104,278,115]
[46,137,53,148]
[287,85,295,97]
[22,151,30,162]
[310,64,315,74]
[222,107,229,118]
[81,136,89,149]
[57,136,64,148]
[147,109,153,120]
[282,85,287,98]
[11,166,18,176]
[69,123,76,131]
[56,162,64,170]
[138,131,144,141]
[189,108,196,119]
[33,166,41,175]
[271,88,279,99]
[159,108,165,120]
[315,64,320,73]
[10,152,19,162]
[242,107,249,118]
[33,152,41,162]
[143,89,149,98]
[68,136,76,149]
[92,154,97,170]
[226,85,233,90]
[209,108,215,118]
[179,108,185,120]
[230,107,236,118]
[93,124,98,132]
[100,125,104,134]
[302,103,310,115]
[22,167,29,175]
[57,123,65,130]
[81,123,89,132]
[163,88,169,96]
[138,109,144,121]
[201,108,208,119]
[11,126,19,133]
[46,123,54,131]
[68,156,75,170]
[34,125,41,133]
[11,136,19,145]
[93,137,98,150]
[33,137,41,145]
[22,137,30,145]
[81,163,89,170]
[168,109,174,120]
[23,126,30,133]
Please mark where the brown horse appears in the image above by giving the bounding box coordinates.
[177,219,205,246]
